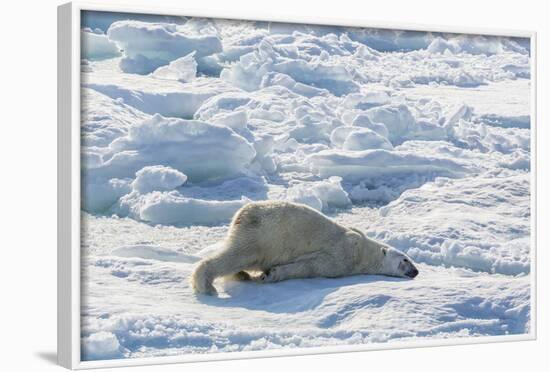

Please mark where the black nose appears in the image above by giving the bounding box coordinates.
[408,268,419,278]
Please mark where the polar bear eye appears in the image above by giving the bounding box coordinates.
[403,258,409,263]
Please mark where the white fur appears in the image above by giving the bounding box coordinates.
[191,201,418,295]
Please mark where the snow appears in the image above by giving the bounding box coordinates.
[80,11,532,362]
[81,216,530,360]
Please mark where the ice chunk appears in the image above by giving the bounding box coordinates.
[84,71,240,118]
[81,10,186,32]
[352,115,389,138]
[151,52,197,82]
[330,126,357,148]
[307,149,470,183]
[91,114,256,183]
[427,36,529,56]
[194,92,251,121]
[117,191,249,225]
[330,126,392,151]
[107,20,222,74]
[260,72,329,98]
[342,91,391,110]
[82,178,132,213]
[81,30,121,61]
[81,88,150,148]
[221,38,360,96]
[110,174,268,225]
[347,28,434,52]
[210,110,248,131]
[426,37,460,54]
[364,104,415,144]
[286,177,351,211]
[131,165,187,193]
[342,128,393,151]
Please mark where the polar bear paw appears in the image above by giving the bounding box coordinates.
[260,267,279,282]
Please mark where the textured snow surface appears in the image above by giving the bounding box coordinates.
[80,12,532,361]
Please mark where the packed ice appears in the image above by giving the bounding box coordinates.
[79,11,532,361]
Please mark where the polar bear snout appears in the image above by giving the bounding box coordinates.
[379,247,419,279]
[405,266,419,278]
[399,257,419,278]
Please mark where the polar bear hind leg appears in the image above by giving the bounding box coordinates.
[191,244,258,295]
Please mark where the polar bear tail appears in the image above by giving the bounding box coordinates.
[191,259,218,295]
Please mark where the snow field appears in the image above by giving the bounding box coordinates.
[79,12,532,360]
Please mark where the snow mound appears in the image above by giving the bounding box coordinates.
[112,173,266,226]
[372,172,530,275]
[307,149,471,183]
[286,177,351,212]
[84,70,240,118]
[81,10,186,33]
[131,165,187,193]
[364,104,416,144]
[221,38,360,96]
[347,28,434,52]
[260,72,329,98]
[427,36,529,56]
[342,128,394,151]
[81,88,150,148]
[81,331,124,361]
[116,191,249,226]
[107,20,222,74]
[151,52,197,82]
[342,91,391,110]
[81,29,122,61]
[94,114,256,183]
[82,177,132,213]
[112,245,201,263]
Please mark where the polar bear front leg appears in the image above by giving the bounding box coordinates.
[260,257,333,283]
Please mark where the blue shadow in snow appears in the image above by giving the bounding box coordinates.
[197,274,409,315]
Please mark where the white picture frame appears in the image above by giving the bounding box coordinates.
[58,1,537,369]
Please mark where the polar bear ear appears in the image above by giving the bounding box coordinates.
[349,227,366,239]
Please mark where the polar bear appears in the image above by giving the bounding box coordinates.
[191,200,418,295]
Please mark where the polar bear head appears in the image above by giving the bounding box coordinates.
[378,246,419,278]
[348,227,418,279]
